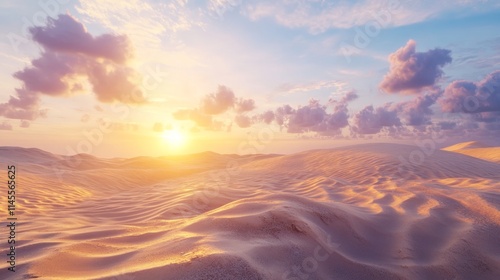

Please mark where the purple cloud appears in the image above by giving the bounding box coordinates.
[287,99,326,133]
[201,85,236,115]
[394,90,442,126]
[234,114,253,128]
[440,70,500,113]
[173,85,257,130]
[0,122,13,130]
[13,51,86,96]
[274,104,295,126]
[30,14,131,63]
[380,40,452,94]
[351,104,401,134]
[0,14,144,122]
[235,98,256,113]
[0,89,46,120]
[20,120,30,128]
[259,110,275,124]
[254,92,358,135]
[437,121,457,130]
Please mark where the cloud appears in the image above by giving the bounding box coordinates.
[394,90,442,126]
[379,40,452,94]
[253,92,358,135]
[440,70,500,113]
[13,51,86,96]
[351,104,401,134]
[259,110,275,124]
[20,120,30,128]
[173,108,216,129]
[277,80,347,94]
[0,122,13,130]
[437,121,456,130]
[87,62,144,103]
[235,98,256,113]
[30,14,132,63]
[335,91,359,104]
[97,119,140,131]
[234,114,253,128]
[0,14,145,121]
[244,1,403,33]
[287,99,326,133]
[439,81,477,113]
[77,0,196,50]
[173,85,256,130]
[472,112,500,123]
[0,89,47,120]
[351,88,442,135]
[208,0,241,17]
[201,85,236,115]
[274,104,295,126]
[243,0,497,34]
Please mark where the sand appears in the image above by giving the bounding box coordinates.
[0,143,499,280]
[442,141,500,164]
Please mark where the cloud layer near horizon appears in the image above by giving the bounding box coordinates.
[171,39,499,141]
[173,85,257,130]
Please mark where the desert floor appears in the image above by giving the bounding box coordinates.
[1,142,499,280]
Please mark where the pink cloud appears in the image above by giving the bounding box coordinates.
[393,90,442,126]
[252,92,358,135]
[0,121,13,130]
[20,120,30,128]
[440,70,500,113]
[235,98,256,113]
[173,85,255,131]
[30,14,131,63]
[258,110,275,124]
[234,114,253,128]
[380,40,452,94]
[201,85,236,115]
[351,104,401,135]
[0,14,145,121]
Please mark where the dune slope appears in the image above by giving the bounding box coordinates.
[0,143,499,280]
[443,141,500,163]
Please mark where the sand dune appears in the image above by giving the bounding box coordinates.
[443,142,500,163]
[441,141,491,151]
[1,143,499,279]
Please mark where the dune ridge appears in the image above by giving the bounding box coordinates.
[442,142,500,163]
[1,143,499,280]
[441,141,491,151]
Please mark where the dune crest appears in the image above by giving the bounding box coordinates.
[1,144,499,280]
[442,141,491,151]
[443,141,500,163]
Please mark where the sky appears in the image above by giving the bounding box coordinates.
[0,0,499,157]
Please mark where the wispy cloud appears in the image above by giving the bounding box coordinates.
[242,0,499,33]
[76,0,200,53]
[277,80,348,94]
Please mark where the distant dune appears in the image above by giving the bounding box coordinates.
[441,140,491,151]
[443,141,500,163]
[1,143,499,280]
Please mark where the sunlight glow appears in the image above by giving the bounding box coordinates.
[162,129,187,148]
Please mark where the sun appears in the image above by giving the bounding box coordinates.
[162,129,187,148]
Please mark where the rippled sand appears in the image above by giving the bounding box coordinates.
[1,143,499,279]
